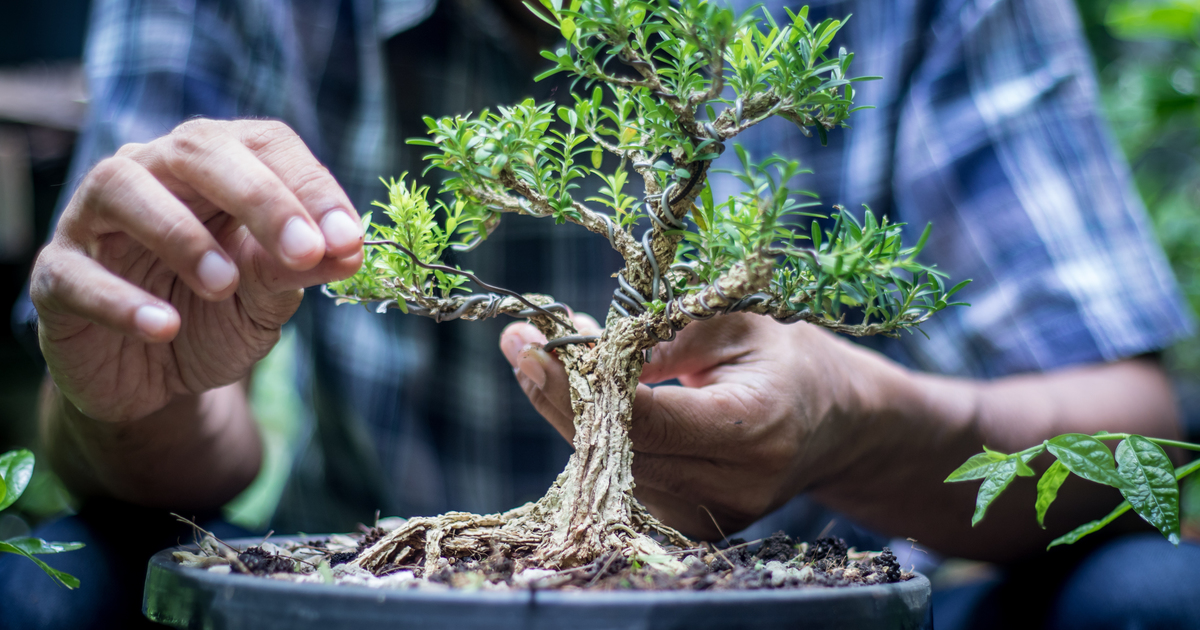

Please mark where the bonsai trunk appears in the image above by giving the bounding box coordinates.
[353,312,688,575]
[531,323,644,566]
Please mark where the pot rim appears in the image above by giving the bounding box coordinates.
[146,536,931,604]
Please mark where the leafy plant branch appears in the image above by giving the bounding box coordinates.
[0,449,83,588]
[949,432,1200,549]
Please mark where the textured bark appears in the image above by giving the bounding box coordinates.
[529,316,646,565]
[354,314,689,575]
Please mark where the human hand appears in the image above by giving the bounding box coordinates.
[501,313,896,540]
[32,119,364,423]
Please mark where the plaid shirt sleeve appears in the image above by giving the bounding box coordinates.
[886,0,1193,377]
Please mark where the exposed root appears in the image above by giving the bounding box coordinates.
[351,303,696,579]
[353,497,688,576]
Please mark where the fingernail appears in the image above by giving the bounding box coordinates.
[517,354,547,389]
[501,334,525,366]
[135,304,172,337]
[320,210,362,251]
[196,250,237,293]
[280,217,322,261]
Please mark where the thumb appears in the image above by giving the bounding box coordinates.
[640,313,760,386]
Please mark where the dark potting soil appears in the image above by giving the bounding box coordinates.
[236,546,297,576]
[181,528,911,592]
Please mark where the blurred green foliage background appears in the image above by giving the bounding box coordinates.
[1075,0,1200,536]
[1078,0,1200,373]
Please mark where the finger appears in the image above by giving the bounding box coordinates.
[572,312,602,336]
[630,381,762,456]
[32,247,180,343]
[632,484,729,541]
[640,313,759,385]
[231,121,363,258]
[158,122,326,270]
[632,456,777,538]
[501,322,575,440]
[244,249,365,294]
[73,156,240,300]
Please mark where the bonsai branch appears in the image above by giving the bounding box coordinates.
[363,239,573,330]
[497,172,643,261]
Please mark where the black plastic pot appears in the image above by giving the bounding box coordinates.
[143,538,933,629]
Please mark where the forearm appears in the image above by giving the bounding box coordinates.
[40,376,263,510]
[809,354,1180,562]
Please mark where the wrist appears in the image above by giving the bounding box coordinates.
[804,338,980,495]
[40,377,261,508]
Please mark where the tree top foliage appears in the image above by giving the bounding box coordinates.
[327,0,968,342]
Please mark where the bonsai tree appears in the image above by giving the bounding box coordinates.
[326,0,966,575]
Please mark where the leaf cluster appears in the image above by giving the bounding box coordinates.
[0,449,83,588]
[947,432,1199,549]
[677,148,968,331]
[326,177,479,305]
[329,1,961,343]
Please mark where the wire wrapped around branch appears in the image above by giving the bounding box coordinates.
[322,285,573,325]
[362,239,573,330]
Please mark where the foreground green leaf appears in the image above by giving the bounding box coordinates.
[0,540,81,588]
[1115,436,1180,545]
[0,449,35,511]
[1047,501,1132,550]
[4,537,86,555]
[971,459,1019,526]
[945,450,1009,482]
[1046,434,1132,491]
[1035,459,1070,529]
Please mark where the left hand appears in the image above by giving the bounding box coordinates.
[500,312,901,540]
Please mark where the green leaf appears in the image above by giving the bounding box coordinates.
[560,16,576,41]
[0,449,35,511]
[1106,4,1199,41]
[1115,436,1181,545]
[1048,501,1132,550]
[971,458,1018,526]
[317,560,334,584]
[1035,459,1070,529]
[1015,456,1036,477]
[945,450,1008,482]
[4,537,85,555]
[1046,434,1133,491]
[0,540,81,588]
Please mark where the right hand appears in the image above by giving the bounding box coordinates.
[32,119,364,423]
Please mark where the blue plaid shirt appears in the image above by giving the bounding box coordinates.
[29,0,1192,534]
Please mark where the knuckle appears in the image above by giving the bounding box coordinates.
[238,175,289,211]
[168,119,224,163]
[80,157,136,214]
[172,117,216,137]
[85,156,130,192]
[114,142,147,158]
[241,119,296,153]
[287,162,334,199]
[157,213,204,254]
[30,250,70,307]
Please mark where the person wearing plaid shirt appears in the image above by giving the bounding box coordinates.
[5,0,1198,627]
